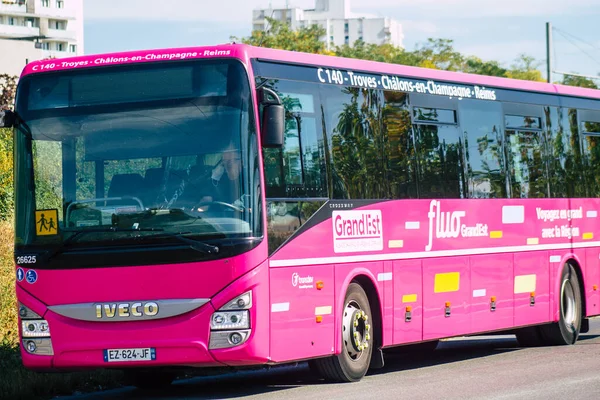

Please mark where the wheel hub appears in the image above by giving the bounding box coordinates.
[343,304,371,360]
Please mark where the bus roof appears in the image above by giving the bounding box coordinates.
[20,43,600,101]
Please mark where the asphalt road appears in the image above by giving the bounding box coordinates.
[59,319,600,400]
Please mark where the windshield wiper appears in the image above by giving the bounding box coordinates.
[139,231,219,254]
[43,228,219,263]
[44,227,163,262]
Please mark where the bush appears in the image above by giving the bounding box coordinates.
[0,128,13,221]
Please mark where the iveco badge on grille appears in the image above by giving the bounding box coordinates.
[96,302,159,319]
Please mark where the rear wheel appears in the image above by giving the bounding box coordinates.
[310,283,373,382]
[540,263,582,345]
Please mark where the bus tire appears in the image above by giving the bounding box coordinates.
[540,263,582,345]
[310,282,373,382]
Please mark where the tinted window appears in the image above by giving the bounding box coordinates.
[413,102,465,199]
[459,99,507,198]
[505,115,542,130]
[384,91,417,199]
[582,134,600,196]
[262,80,327,199]
[413,107,456,124]
[545,106,586,197]
[320,85,388,199]
[504,107,548,198]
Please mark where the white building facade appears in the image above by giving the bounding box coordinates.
[252,0,404,49]
[0,0,84,76]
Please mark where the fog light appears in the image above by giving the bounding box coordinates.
[26,340,36,353]
[19,306,28,318]
[229,332,243,345]
[237,298,246,308]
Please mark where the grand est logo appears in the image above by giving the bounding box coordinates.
[332,210,383,253]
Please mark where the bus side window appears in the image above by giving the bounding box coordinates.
[410,94,465,199]
[458,99,506,199]
[383,91,418,199]
[262,81,326,199]
[545,106,587,198]
[580,110,600,197]
[504,103,548,198]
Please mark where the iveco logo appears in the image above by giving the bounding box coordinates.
[95,302,159,319]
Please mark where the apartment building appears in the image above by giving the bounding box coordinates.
[0,0,84,76]
[252,0,404,49]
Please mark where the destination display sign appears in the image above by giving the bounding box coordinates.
[316,67,497,101]
[251,60,566,106]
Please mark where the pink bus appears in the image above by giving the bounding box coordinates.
[3,43,600,386]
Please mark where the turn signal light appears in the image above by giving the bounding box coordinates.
[316,281,324,290]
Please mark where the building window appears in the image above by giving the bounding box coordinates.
[42,0,50,7]
[344,35,349,45]
[344,21,349,33]
[57,43,65,51]
[8,17,15,26]
[42,42,50,50]
[57,0,64,8]
[69,44,76,53]
[50,20,66,30]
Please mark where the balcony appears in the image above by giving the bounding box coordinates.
[0,2,26,14]
[45,28,76,40]
[41,48,75,60]
[0,24,39,38]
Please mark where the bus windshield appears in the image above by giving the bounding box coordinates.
[13,59,262,265]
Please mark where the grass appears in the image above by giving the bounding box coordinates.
[0,220,125,400]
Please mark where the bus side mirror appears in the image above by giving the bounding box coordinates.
[259,87,284,148]
[0,109,15,128]
[261,104,284,148]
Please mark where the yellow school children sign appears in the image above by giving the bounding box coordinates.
[35,209,58,236]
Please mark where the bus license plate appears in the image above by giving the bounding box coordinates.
[103,348,156,362]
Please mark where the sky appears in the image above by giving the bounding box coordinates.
[83,0,600,82]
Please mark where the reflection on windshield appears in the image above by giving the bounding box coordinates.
[15,59,261,249]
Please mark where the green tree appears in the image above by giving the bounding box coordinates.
[505,54,545,82]
[561,74,598,89]
[232,17,331,55]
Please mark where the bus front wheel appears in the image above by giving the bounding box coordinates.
[309,282,373,382]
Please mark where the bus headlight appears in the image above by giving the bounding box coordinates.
[22,320,51,338]
[210,311,249,330]
[209,291,253,349]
